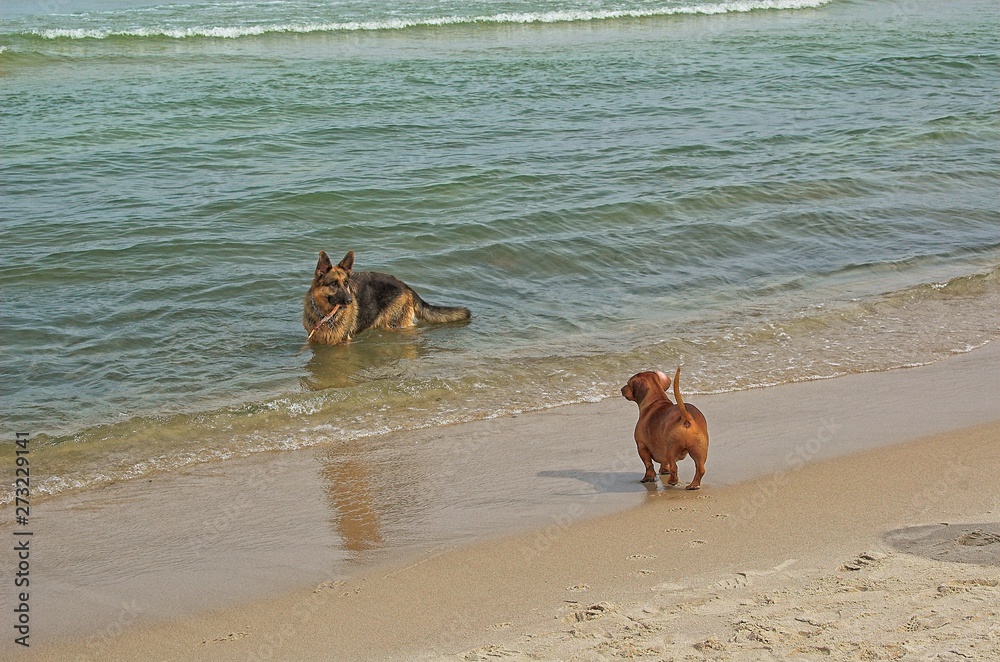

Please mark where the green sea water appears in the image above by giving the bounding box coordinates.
[1,0,998,503]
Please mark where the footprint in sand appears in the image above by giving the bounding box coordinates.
[205,631,249,644]
[715,572,749,590]
[313,580,345,593]
[884,522,1000,567]
[461,644,520,660]
[937,578,1000,595]
[567,602,617,622]
[840,551,888,571]
[957,529,1000,547]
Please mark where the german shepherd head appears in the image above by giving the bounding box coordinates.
[312,250,355,313]
[303,250,470,345]
[304,251,360,344]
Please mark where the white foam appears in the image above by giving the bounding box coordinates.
[31,1,835,40]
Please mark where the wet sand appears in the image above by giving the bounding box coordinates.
[4,342,1000,659]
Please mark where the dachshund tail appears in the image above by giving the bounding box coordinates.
[673,367,695,429]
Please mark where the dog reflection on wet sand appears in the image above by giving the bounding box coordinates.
[321,458,383,557]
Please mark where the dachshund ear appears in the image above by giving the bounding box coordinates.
[654,371,671,391]
[630,377,648,403]
[316,251,333,277]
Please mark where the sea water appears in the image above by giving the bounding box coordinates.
[2,0,998,503]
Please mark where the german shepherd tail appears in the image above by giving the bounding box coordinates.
[414,295,471,324]
[673,367,695,429]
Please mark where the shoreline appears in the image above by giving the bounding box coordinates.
[4,341,1000,658]
[9,261,1000,509]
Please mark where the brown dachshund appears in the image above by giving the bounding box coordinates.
[621,368,709,489]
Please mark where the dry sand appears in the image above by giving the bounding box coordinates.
[8,343,1000,661]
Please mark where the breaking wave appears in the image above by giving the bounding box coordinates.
[23,0,836,41]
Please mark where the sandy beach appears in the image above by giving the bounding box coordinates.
[7,342,1000,661]
[5,0,999,658]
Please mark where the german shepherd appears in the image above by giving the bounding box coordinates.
[303,250,471,344]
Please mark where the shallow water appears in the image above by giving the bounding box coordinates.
[1,0,998,502]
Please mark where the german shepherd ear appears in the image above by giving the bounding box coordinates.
[316,251,334,278]
[337,251,355,274]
